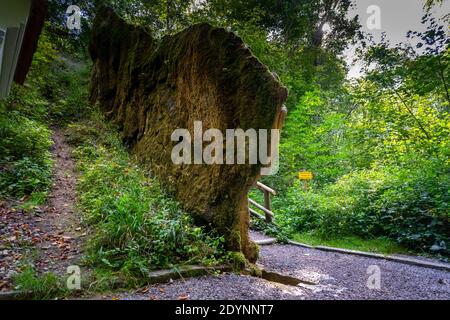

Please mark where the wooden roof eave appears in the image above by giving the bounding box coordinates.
[13,0,48,85]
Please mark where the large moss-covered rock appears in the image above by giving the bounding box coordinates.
[89,7,287,263]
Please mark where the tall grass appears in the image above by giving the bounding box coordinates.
[67,113,225,286]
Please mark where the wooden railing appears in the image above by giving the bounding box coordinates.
[248,181,276,223]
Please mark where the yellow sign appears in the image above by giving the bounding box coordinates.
[298,171,313,180]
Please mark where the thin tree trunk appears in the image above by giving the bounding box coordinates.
[394,90,432,140]
[437,55,450,109]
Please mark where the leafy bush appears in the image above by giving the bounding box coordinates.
[0,111,52,199]
[67,115,225,283]
[0,26,92,202]
[0,111,52,162]
[279,158,449,254]
[0,26,84,202]
[46,59,92,123]
[12,266,68,300]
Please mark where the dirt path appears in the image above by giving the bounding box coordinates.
[96,231,450,300]
[33,128,84,275]
[0,128,84,291]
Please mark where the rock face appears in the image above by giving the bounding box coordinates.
[89,7,287,263]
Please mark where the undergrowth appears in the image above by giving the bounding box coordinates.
[66,112,226,288]
[0,28,90,204]
[12,266,69,300]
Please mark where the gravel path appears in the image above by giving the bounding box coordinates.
[96,232,450,300]
[249,230,276,242]
[258,244,450,300]
[97,273,306,300]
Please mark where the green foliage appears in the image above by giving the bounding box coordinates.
[45,59,92,123]
[0,111,53,199]
[2,1,445,272]
[0,156,52,200]
[258,9,449,257]
[67,113,225,285]
[291,232,407,255]
[46,1,93,58]
[279,160,449,254]
[0,26,93,202]
[0,111,52,162]
[250,218,289,244]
